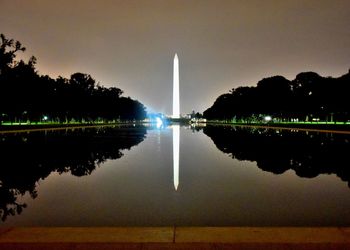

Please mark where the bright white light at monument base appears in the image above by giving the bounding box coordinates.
[173,54,180,118]
[156,117,163,128]
[264,116,272,121]
[173,125,180,190]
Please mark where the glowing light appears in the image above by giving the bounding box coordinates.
[156,117,163,128]
[173,54,180,118]
[43,115,48,121]
[264,116,272,122]
[173,125,179,190]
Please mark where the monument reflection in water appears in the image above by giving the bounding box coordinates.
[173,125,179,191]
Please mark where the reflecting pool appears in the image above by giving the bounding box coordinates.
[1,125,350,226]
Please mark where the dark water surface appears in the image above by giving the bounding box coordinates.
[1,125,350,226]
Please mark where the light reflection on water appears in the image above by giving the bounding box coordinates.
[173,125,179,191]
[1,125,350,227]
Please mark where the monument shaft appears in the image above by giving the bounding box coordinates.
[173,54,180,118]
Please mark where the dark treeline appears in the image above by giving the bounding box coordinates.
[0,126,147,221]
[204,70,350,122]
[203,126,350,188]
[0,34,146,123]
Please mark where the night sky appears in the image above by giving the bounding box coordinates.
[1,0,349,115]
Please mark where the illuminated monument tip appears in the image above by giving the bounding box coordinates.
[173,53,180,119]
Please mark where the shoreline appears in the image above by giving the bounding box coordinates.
[0,122,147,134]
[205,121,350,134]
[1,121,350,135]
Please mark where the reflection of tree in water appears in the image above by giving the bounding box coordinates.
[0,126,147,221]
[203,126,350,187]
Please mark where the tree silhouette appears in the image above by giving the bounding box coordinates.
[0,33,26,73]
[203,126,350,188]
[0,126,147,221]
[0,33,147,124]
[204,70,350,122]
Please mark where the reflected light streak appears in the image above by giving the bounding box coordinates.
[173,125,179,190]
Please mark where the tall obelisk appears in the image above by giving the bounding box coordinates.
[173,54,180,118]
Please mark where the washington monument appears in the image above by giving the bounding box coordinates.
[173,54,180,118]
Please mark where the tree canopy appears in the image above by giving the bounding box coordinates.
[204,70,350,122]
[0,34,147,123]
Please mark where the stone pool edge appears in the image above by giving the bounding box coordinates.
[0,227,349,249]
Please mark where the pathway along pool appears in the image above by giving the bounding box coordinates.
[0,125,350,226]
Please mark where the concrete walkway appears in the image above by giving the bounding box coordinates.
[0,227,349,249]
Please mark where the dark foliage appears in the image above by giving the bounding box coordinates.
[204,70,350,122]
[203,125,350,187]
[0,126,147,221]
[0,34,146,123]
